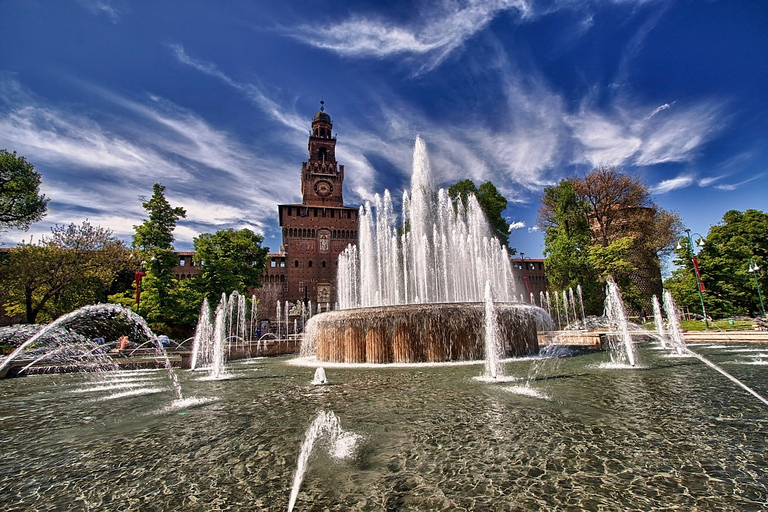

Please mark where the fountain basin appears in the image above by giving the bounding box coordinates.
[304,302,548,363]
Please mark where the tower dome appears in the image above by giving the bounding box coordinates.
[313,101,331,123]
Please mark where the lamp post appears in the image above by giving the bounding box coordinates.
[676,228,709,329]
[748,258,766,318]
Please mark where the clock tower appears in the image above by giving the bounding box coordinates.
[273,102,359,313]
[301,101,344,206]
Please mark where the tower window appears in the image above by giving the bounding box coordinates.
[308,261,313,268]
[322,260,326,268]
[294,260,299,268]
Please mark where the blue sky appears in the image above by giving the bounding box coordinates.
[1,0,766,261]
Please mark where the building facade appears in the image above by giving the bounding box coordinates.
[253,103,359,318]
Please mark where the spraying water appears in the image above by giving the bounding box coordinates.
[337,136,516,309]
[662,291,686,355]
[604,278,638,367]
[312,367,327,385]
[190,298,212,370]
[652,295,667,349]
[662,290,768,407]
[482,281,503,379]
[287,411,360,512]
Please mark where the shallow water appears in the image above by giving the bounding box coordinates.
[1,344,768,511]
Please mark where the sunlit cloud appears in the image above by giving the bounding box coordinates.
[568,100,723,168]
[508,221,526,231]
[0,78,297,249]
[291,0,532,73]
[713,173,766,192]
[652,174,694,194]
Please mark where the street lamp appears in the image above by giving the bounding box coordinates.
[748,258,766,317]
[676,228,709,329]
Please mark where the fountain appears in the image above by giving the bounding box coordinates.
[287,410,360,512]
[604,277,639,367]
[652,294,667,349]
[304,136,549,364]
[0,303,158,377]
[190,291,261,378]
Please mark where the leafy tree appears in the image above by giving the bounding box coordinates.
[539,168,682,314]
[126,183,186,331]
[448,179,511,249]
[538,180,603,315]
[0,149,48,231]
[665,209,768,318]
[191,228,269,303]
[0,221,131,323]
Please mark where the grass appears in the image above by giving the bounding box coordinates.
[678,319,755,331]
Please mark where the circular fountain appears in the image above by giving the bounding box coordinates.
[305,302,545,364]
[303,136,551,364]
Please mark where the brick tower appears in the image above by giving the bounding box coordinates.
[277,103,359,312]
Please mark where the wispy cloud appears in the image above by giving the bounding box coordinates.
[77,0,119,23]
[652,174,694,194]
[713,173,766,191]
[0,77,296,250]
[508,221,526,231]
[169,43,306,133]
[290,0,532,73]
[568,100,723,168]
[0,104,188,180]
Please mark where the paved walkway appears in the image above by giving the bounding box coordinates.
[683,330,768,343]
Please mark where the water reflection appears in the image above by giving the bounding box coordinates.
[1,345,767,510]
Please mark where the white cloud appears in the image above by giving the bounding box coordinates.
[169,44,306,133]
[713,173,766,192]
[291,0,532,73]
[0,105,188,180]
[508,221,526,231]
[528,226,540,232]
[652,174,694,194]
[77,0,119,22]
[698,175,724,187]
[0,78,298,250]
[568,100,723,168]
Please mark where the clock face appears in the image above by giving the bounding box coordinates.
[314,179,333,197]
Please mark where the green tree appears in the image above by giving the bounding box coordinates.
[539,168,682,314]
[191,228,269,303]
[0,221,131,323]
[538,180,603,315]
[448,179,511,249]
[0,149,48,232]
[665,209,768,318]
[128,183,187,331]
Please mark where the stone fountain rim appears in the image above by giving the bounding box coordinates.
[312,301,545,320]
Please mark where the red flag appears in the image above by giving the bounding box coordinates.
[692,257,705,292]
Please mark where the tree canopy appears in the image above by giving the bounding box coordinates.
[448,179,511,249]
[539,167,682,314]
[0,149,48,232]
[192,228,269,303]
[0,221,130,323]
[665,209,768,318]
[127,183,187,332]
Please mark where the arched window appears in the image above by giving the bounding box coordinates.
[308,261,313,268]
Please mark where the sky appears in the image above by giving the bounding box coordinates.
[1,0,767,262]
